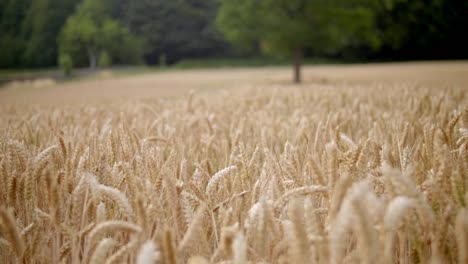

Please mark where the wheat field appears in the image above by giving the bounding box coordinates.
[1,63,468,263]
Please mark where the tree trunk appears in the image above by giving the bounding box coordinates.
[293,47,302,84]
[88,48,97,70]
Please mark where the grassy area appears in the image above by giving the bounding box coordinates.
[0,66,151,86]
[0,68,59,78]
[174,57,343,69]
[0,57,344,82]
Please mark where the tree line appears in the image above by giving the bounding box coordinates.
[0,0,229,69]
[1,0,467,73]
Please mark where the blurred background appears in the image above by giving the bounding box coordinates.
[0,0,467,83]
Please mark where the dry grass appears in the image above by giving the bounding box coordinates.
[1,62,468,263]
[1,61,467,104]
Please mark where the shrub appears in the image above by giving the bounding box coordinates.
[58,53,73,76]
[98,51,112,68]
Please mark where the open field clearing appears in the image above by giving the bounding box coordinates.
[1,61,468,263]
[1,61,467,104]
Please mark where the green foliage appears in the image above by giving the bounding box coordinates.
[217,0,380,82]
[159,54,167,67]
[375,0,468,59]
[127,0,230,64]
[58,0,141,69]
[22,0,80,67]
[98,51,112,68]
[58,53,73,76]
[0,35,25,68]
[0,0,80,68]
[0,0,31,67]
[215,0,261,52]
[217,0,380,57]
[175,57,340,69]
[1,0,467,69]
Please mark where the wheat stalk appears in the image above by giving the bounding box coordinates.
[1,76,466,263]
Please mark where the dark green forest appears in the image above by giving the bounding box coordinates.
[0,0,467,70]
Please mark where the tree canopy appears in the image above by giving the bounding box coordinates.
[58,0,141,69]
[217,0,380,82]
[0,0,466,69]
[126,0,230,64]
[0,0,32,67]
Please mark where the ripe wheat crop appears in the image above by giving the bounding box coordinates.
[0,81,467,263]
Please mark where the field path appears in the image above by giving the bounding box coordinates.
[1,61,467,104]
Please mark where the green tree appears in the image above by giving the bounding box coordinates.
[58,0,141,69]
[21,0,80,67]
[375,0,468,59]
[0,0,31,67]
[127,0,230,64]
[217,0,380,83]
